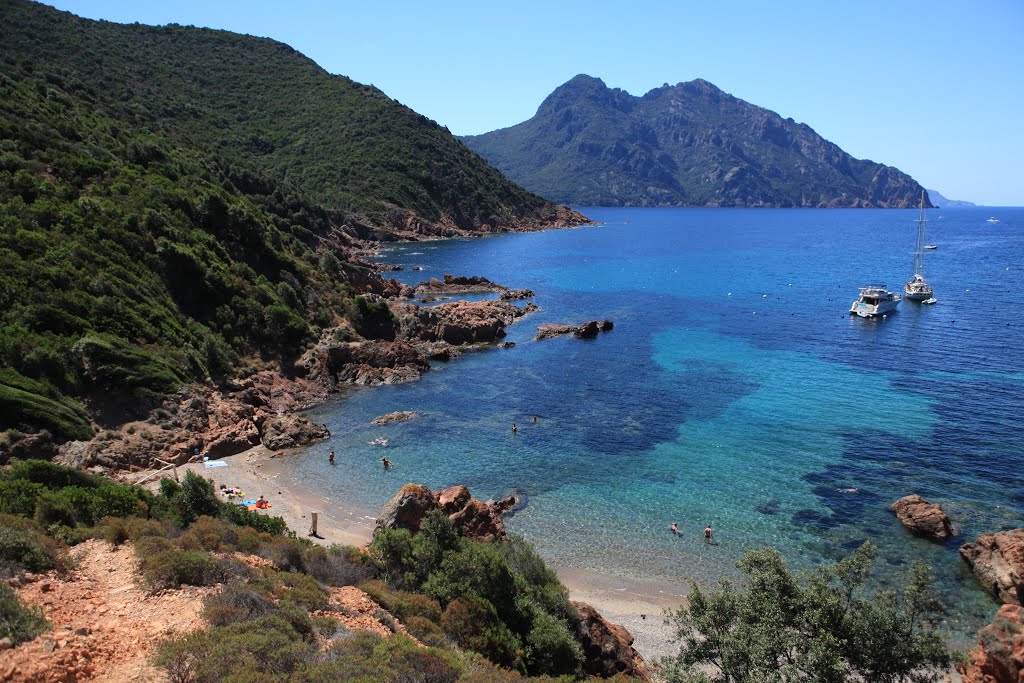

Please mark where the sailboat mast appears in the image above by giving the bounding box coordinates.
[913,191,927,277]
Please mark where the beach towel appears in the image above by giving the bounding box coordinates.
[204,460,228,469]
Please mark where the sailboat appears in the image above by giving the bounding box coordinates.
[904,192,935,302]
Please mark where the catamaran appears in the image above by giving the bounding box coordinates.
[904,192,935,302]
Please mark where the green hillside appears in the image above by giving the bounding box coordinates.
[0,0,578,441]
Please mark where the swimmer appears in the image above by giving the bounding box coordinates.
[837,487,859,494]
[532,416,538,424]
[670,522,679,536]
[381,457,392,469]
[329,449,335,465]
[511,423,517,433]
[704,523,713,544]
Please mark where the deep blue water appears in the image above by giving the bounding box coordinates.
[300,207,1023,642]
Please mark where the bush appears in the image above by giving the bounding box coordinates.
[524,611,583,677]
[262,536,309,573]
[177,515,240,552]
[0,515,65,574]
[359,579,442,623]
[141,548,221,588]
[303,544,373,587]
[0,583,48,644]
[94,515,167,546]
[663,543,952,683]
[404,615,449,649]
[272,571,328,611]
[202,582,274,627]
[175,471,220,525]
[0,479,46,516]
[5,459,98,490]
[440,597,520,669]
[219,500,287,535]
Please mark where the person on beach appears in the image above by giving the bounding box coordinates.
[511,423,518,433]
[255,495,270,510]
[329,449,335,465]
[704,522,713,544]
[381,457,392,469]
[670,522,679,536]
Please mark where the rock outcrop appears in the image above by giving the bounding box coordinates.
[500,289,535,300]
[890,495,955,541]
[572,601,650,680]
[371,411,418,425]
[961,529,1024,605]
[259,415,331,450]
[375,484,514,542]
[394,299,531,346]
[415,274,506,294]
[535,320,614,340]
[959,604,1024,683]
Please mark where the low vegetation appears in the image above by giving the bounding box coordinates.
[662,544,953,683]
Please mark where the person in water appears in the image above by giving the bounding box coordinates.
[532,416,538,424]
[381,457,392,469]
[704,523,713,544]
[329,449,335,465]
[670,522,679,536]
[511,423,517,433]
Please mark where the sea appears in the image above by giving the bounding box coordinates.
[299,207,1023,643]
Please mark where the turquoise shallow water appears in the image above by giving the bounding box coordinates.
[297,207,1023,643]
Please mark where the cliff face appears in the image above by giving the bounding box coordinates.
[462,75,930,208]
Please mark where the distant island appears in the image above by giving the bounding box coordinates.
[461,75,930,209]
[927,189,977,207]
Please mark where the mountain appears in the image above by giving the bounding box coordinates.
[927,189,976,207]
[461,75,930,208]
[0,0,583,441]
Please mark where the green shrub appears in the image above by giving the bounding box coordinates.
[219,500,287,535]
[303,544,372,587]
[440,597,520,669]
[524,611,583,677]
[405,615,449,649]
[177,515,240,552]
[6,459,99,490]
[175,471,220,526]
[0,479,46,516]
[0,515,66,574]
[0,583,48,644]
[272,571,328,611]
[158,477,181,499]
[94,515,166,546]
[359,579,442,623]
[141,548,220,588]
[262,536,309,573]
[202,581,274,627]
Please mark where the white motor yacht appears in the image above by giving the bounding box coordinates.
[850,285,901,318]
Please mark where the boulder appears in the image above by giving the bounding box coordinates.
[204,419,261,459]
[959,604,1024,683]
[375,483,512,542]
[415,274,506,294]
[499,288,535,300]
[259,415,330,450]
[535,319,615,340]
[576,320,600,338]
[891,495,955,540]
[436,485,471,514]
[535,323,577,340]
[961,529,1024,605]
[572,601,650,680]
[376,484,436,533]
[371,411,418,425]
[597,320,614,331]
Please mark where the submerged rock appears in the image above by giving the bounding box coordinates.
[961,528,1024,605]
[572,601,650,680]
[890,495,955,541]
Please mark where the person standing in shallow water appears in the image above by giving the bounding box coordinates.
[704,523,713,544]
[511,423,517,433]
[670,522,679,536]
[328,449,335,465]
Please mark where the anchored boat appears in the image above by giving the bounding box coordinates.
[850,284,901,318]
[904,192,935,302]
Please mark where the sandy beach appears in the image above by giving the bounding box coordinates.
[165,446,689,662]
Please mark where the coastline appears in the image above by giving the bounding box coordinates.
[170,446,687,663]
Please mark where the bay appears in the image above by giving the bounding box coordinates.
[299,206,1024,643]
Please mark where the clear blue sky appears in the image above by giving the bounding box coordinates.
[46,0,1024,205]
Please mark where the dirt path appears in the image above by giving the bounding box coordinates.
[1,540,213,683]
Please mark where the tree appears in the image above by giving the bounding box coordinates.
[663,543,952,683]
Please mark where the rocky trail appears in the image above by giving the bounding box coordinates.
[2,540,212,682]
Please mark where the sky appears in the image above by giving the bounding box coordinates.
[45,1,1024,206]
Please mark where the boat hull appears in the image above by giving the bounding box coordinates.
[904,288,934,302]
[849,299,901,317]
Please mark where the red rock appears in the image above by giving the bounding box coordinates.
[376,484,436,533]
[572,601,649,680]
[448,499,505,542]
[891,495,955,541]
[961,529,1024,605]
[959,604,1024,683]
[436,485,471,514]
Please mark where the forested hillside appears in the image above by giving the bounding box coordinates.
[0,0,582,441]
